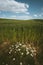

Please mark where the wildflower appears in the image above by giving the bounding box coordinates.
[13,58,15,61]
[9,47,11,50]
[15,45,19,48]
[21,53,24,55]
[15,51,16,53]
[10,49,12,52]
[20,62,23,65]
[31,49,34,53]
[26,47,29,51]
[22,44,26,48]
[34,49,36,53]
[18,48,21,51]
[30,54,33,57]
[9,52,11,54]
[12,45,14,48]
[19,43,22,46]
[26,51,29,55]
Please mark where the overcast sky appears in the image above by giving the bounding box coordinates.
[0,0,43,20]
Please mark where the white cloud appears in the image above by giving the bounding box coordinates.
[0,14,33,20]
[25,12,30,14]
[39,14,42,17]
[11,15,33,20]
[0,0,29,14]
[34,14,38,17]
[0,15,16,19]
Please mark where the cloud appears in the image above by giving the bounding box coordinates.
[0,0,29,14]
[34,14,38,17]
[39,15,42,17]
[39,13,43,17]
[0,14,16,19]
[10,15,32,20]
[0,14,33,20]
[16,15,33,20]
[33,13,43,19]
[25,12,30,15]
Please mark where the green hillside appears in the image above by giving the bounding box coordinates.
[0,19,43,65]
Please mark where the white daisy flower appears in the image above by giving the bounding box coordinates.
[19,43,22,46]
[13,58,15,61]
[9,52,11,54]
[26,51,29,55]
[10,49,12,52]
[26,47,29,51]
[12,45,14,48]
[31,49,34,53]
[18,48,21,51]
[21,53,24,55]
[20,62,23,65]
[30,54,33,57]
[15,45,19,49]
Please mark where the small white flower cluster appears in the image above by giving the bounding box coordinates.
[8,42,37,57]
[1,42,37,65]
[15,42,22,48]
[9,48,12,54]
[25,44,37,57]
[9,44,15,54]
[21,43,37,57]
[26,47,29,55]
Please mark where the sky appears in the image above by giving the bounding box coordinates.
[0,0,43,20]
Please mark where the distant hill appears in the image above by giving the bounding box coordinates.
[0,18,43,24]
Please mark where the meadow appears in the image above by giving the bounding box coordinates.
[0,19,43,65]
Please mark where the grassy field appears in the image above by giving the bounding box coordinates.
[0,19,43,65]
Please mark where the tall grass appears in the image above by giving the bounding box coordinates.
[0,19,43,65]
[0,19,43,45]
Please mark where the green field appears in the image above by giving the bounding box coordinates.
[0,19,43,65]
